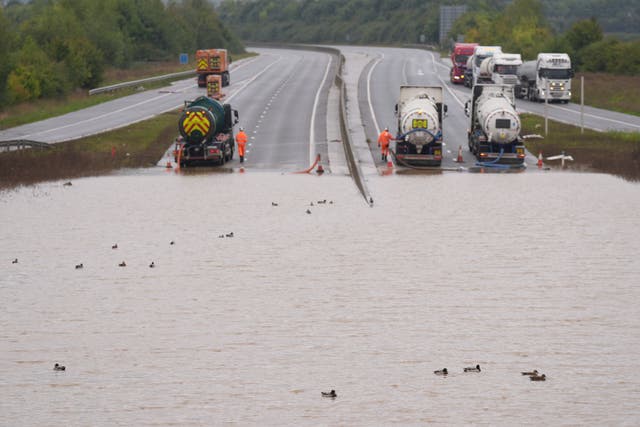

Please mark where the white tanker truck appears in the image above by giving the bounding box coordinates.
[394,85,446,167]
[516,53,573,102]
[465,84,525,165]
[478,53,522,85]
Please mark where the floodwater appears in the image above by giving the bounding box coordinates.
[2,168,640,426]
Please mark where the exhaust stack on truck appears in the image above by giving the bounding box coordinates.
[394,86,446,167]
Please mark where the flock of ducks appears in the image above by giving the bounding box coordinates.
[10,241,177,270]
[318,365,546,399]
[432,365,546,381]
[268,199,334,215]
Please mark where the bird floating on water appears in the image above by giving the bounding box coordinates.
[321,390,337,398]
[306,209,311,214]
[434,368,448,376]
[170,241,175,245]
[53,363,66,371]
[226,232,234,238]
[12,258,18,264]
[63,182,72,187]
[521,370,539,376]
[149,262,155,268]
[272,202,278,206]
[530,374,546,381]
[464,364,481,372]
[119,261,126,267]
[75,263,83,269]
[112,244,118,249]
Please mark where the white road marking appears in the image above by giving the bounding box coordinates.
[367,54,384,135]
[309,54,333,165]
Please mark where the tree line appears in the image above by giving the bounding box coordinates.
[451,0,640,75]
[0,0,245,108]
[217,0,639,75]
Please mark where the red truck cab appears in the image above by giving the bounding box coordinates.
[450,43,478,84]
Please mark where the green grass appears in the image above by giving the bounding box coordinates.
[521,113,640,181]
[572,72,640,116]
[0,52,258,130]
[0,111,180,190]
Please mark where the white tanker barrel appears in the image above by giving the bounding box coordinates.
[475,92,520,144]
[398,96,440,145]
[479,57,493,80]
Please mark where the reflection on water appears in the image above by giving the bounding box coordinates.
[2,170,640,425]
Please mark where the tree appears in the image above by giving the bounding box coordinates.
[564,18,603,52]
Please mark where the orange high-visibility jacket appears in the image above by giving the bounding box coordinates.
[378,130,393,147]
[236,131,248,144]
[236,131,248,156]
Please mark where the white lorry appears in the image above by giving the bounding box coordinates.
[464,45,502,87]
[479,53,522,85]
[516,53,573,103]
[465,84,525,165]
[394,86,446,167]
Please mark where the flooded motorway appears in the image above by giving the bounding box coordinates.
[2,168,640,425]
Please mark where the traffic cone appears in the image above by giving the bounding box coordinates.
[386,155,393,168]
[456,146,464,163]
[316,163,324,174]
[537,151,543,168]
[165,161,172,169]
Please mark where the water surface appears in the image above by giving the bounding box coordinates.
[2,169,639,425]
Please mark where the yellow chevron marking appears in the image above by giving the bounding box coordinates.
[182,111,211,136]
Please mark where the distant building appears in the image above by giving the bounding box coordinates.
[439,5,468,47]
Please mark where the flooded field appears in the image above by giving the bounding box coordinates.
[2,169,640,425]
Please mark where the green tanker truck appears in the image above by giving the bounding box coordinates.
[175,96,239,167]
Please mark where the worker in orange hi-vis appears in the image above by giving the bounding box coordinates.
[235,127,248,163]
[377,127,394,161]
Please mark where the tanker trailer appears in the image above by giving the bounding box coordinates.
[175,96,239,167]
[394,86,446,167]
[464,84,525,165]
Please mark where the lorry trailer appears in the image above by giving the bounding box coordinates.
[394,85,446,167]
[465,45,502,88]
[175,96,239,167]
[465,84,525,165]
[479,53,522,85]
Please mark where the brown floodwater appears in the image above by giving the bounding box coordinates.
[2,168,640,425]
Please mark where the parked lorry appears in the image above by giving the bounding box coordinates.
[175,96,239,167]
[516,53,573,102]
[479,53,522,85]
[394,85,446,167]
[450,42,478,85]
[196,49,231,88]
[465,45,502,88]
[465,84,525,165]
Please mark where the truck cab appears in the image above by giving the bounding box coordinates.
[516,53,573,102]
[450,43,478,85]
[489,53,522,85]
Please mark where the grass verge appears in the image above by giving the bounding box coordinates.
[0,53,257,130]
[0,111,179,191]
[521,113,640,181]
[571,72,640,117]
